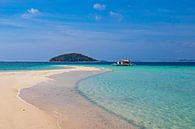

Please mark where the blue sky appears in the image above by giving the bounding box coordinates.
[0,0,195,61]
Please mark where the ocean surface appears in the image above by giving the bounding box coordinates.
[78,63,195,129]
[0,62,195,129]
[0,62,67,71]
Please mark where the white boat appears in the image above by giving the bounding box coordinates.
[112,59,134,66]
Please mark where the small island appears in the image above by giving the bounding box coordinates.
[49,53,97,62]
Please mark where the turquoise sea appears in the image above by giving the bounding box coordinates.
[0,62,195,129]
[78,64,195,129]
[0,62,67,71]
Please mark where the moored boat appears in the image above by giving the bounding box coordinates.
[112,59,135,66]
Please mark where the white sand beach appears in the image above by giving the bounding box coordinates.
[0,66,133,129]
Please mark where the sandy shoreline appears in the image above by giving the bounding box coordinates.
[0,66,134,129]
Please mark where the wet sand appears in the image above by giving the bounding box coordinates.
[0,68,71,129]
[19,67,134,129]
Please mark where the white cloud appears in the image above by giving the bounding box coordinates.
[109,11,123,22]
[110,11,121,17]
[93,3,106,11]
[95,15,102,21]
[27,8,39,14]
[22,8,39,18]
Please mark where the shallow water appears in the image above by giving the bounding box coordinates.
[1,62,195,129]
[78,65,195,129]
[0,62,67,71]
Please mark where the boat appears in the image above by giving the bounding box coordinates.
[112,59,135,66]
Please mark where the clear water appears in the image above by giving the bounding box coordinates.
[78,65,195,129]
[0,62,111,71]
[1,62,195,129]
[0,62,67,71]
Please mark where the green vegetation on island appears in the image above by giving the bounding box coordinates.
[49,53,97,62]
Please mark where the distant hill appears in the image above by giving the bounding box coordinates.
[49,53,97,62]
